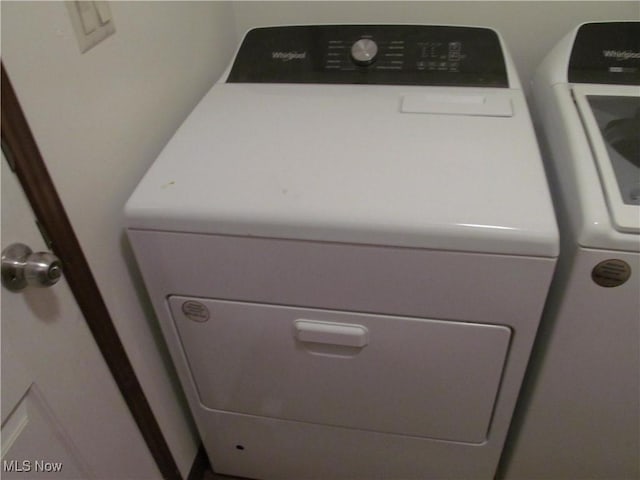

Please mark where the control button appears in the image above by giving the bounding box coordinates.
[351,38,378,66]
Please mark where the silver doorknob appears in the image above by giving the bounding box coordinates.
[1,243,63,291]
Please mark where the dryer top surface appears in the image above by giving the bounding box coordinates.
[126,83,558,257]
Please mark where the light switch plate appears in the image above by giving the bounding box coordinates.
[66,1,115,53]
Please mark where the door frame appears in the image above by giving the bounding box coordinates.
[1,63,182,480]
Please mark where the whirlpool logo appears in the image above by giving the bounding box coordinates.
[272,51,307,62]
[602,49,640,60]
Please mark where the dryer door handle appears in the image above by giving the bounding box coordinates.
[294,320,369,348]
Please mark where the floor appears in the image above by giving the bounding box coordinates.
[203,470,248,480]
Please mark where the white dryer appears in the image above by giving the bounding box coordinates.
[502,21,640,479]
[125,25,558,479]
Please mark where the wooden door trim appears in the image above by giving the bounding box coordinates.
[1,64,182,480]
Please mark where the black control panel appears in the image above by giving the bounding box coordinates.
[569,22,640,85]
[227,25,509,87]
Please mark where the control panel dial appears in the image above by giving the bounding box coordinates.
[351,38,378,66]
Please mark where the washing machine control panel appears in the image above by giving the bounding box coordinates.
[569,22,640,85]
[227,25,509,87]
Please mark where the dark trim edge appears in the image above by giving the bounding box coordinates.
[187,444,211,480]
[1,64,182,480]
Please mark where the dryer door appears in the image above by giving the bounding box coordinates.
[169,296,511,444]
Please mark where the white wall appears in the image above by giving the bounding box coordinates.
[1,2,238,477]
[233,1,640,94]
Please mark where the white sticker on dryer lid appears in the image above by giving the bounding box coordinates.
[401,94,513,117]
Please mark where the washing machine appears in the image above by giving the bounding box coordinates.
[501,21,640,479]
[125,25,558,479]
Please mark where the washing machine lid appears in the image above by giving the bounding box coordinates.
[573,84,640,234]
[126,82,558,257]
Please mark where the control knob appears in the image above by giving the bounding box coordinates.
[351,38,378,66]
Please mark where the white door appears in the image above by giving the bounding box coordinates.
[1,154,160,479]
